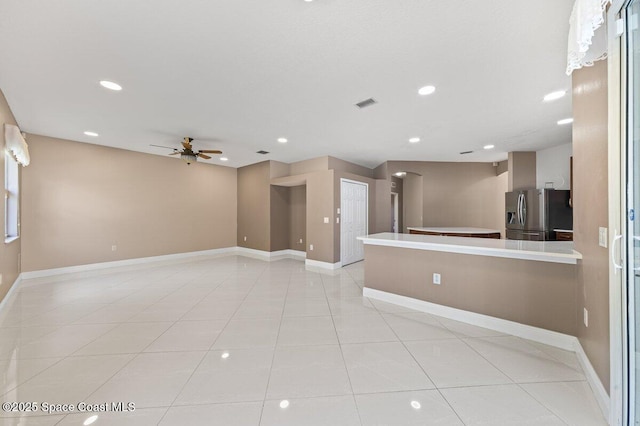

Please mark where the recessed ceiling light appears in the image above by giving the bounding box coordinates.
[418,85,436,96]
[221,352,230,359]
[411,401,421,410]
[543,90,566,102]
[99,80,122,91]
[483,144,495,150]
[408,137,420,143]
[83,415,99,426]
[220,157,229,162]
[277,138,288,143]
[84,131,99,137]
[280,400,290,409]
[557,118,573,125]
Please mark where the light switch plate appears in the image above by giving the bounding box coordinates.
[433,273,441,285]
[310,244,314,251]
[324,217,329,224]
[599,227,607,248]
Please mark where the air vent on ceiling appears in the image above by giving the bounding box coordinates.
[256,150,270,155]
[355,98,377,109]
[459,150,474,155]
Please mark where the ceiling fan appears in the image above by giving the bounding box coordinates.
[151,137,222,165]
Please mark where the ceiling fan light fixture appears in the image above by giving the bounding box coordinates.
[181,153,197,165]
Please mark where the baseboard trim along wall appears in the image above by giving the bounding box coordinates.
[235,247,306,260]
[305,259,343,270]
[363,286,610,420]
[0,274,22,325]
[20,247,308,280]
[574,337,611,420]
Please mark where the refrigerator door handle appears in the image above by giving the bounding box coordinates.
[521,194,527,226]
[516,194,522,226]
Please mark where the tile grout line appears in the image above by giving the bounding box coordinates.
[371,300,467,426]
[156,259,271,425]
[257,262,296,426]
[320,270,364,426]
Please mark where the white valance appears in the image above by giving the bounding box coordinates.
[4,123,30,166]
[566,0,611,76]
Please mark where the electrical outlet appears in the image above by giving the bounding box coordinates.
[337,208,340,214]
[310,244,314,251]
[244,236,247,242]
[584,308,589,327]
[111,245,117,252]
[598,227,607,248]
[299,239,303,244]
[433,273,441,285]
[0,274,3,285]
[324,217,329,224]
[336,217,340,224]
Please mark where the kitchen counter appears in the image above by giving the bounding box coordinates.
[358,232,581,264]
[407,227,501,239]
[358,232,583,338]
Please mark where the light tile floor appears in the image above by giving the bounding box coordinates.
[0,255,607,425]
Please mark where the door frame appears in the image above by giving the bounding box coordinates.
[391,192,399,233]
[608,1,626,424]
[340,178,369,266]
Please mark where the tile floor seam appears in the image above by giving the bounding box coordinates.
[319,271,364,426]
[515,382,573,426]
[257,267,293,426]
[372,297,468,426]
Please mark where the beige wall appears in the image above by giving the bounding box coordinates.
[289,186,306,251]
[237,161,270,251]
[573,60,609,389]
[306,170,335,263]
[387,161,505,233]
[328,156,374,178]
[0,90,21,299]
[289,157,329,176]
[270,185,290,252]
[508,151,536,191]
[403,172,423,232]
[365,245,578,335]
[21,134,237,272]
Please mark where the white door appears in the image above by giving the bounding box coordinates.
[391,192,399,233]
[341,179,368,266]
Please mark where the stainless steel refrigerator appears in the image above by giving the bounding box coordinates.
[505,189,573,240]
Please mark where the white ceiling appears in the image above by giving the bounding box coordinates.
[0,0,574,169]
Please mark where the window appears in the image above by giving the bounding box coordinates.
[4,151,19,242]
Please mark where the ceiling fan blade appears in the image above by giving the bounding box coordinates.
[198,150,222,154]
[182,137,193,150]
[169,151,180,156]
[198,153,212,159]
[150,144,177,150]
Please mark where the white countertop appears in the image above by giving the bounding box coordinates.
[358,232,582,264]
[407,227,501,234]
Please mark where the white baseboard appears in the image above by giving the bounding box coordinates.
[0,273,22,323]
[574,339,610,421]
[236,247,306,260]
[21,247,308,280]
[364,286,611,421]
[363,287,576,350]
[21,247,238,279]
[305,259,342,270]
